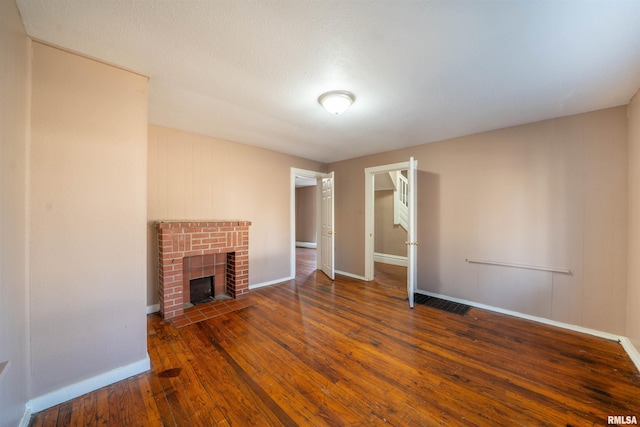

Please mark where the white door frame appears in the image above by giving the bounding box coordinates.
[290,168,328,278]
[407,157,418,307]
[364,159,417,307]
[320,172,335,280]
[364,159,418,305]
[364,161,411,280]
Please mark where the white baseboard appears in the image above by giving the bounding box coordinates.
[249,276,295,290]
[620,337,640,373]
[27,355,151,413]
[249,271,368,285]
[374,252,408,267]
[414,289,640,373]
[296,241,317,249]
[335,270,368,281]
[146,304,160,314]
[250,271,370,287]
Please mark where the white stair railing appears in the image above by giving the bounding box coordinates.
[394,173,409,231]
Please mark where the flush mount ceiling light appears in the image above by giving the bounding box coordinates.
[318,90,355,115]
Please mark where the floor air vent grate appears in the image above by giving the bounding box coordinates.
[414,294,471,316]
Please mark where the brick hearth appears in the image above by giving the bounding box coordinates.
[156,221,251,319]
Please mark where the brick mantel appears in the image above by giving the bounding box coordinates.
[156,220,251,319]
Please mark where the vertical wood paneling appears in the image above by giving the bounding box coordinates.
[184,140,194,217]
[167,136,187,219]
[477,265,553,317]
[582,110,619,332]
[192,140,210,216]
[549,114,585,326]
[330,106,629,336]
[30,43,148,396]
[156,132,170,219]
[147,132,159,221]
[0,2,30,424]
[628,90,640,351]
[189,140,200,216]
[214,140,232,218]
[611,109,629,333]
[147,125,326,305]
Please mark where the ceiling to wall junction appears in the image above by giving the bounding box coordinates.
[16,0,640,163]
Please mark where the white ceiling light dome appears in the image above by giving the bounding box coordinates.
[318,90,355,115]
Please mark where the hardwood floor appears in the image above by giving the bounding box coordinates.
[29,248,640,426]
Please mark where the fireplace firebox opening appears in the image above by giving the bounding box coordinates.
[189,276,214,305]
[188,274,230,307]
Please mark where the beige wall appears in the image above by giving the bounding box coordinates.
[30,43,149,396]
[628,90,640,352]
[331,106,629,335]
[375,190,407,256]
[0,1,30,425]
[148,125,325,305]
[296,186,317,243]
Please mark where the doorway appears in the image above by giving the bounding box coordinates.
[373,170,409,268]
[364,158,417,307]
[290,168,334,280]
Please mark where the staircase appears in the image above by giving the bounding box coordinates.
[373,170,409,266]
[393,172,409,231]
[374,170,409,232]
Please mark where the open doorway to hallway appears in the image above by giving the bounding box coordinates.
[365,158,418,307]
[290,168,324,279]
[290,167,335,281]
[294,175,318,273]
[294,176,318,250]
[373,170,409,278]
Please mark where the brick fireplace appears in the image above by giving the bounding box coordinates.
[156,221,251,319]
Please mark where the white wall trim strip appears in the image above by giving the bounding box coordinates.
[27,355,151,413]
[19,407,32,427]
[295,241,317,249]
[336,270,368,281]
[619,337,640,373]
[415,290,640,372]
[249,276,295,290]
[146,304,160,314]
[374,252,408,267]
[251,271,371,287]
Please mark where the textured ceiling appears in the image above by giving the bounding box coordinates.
[16,0,640,163]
